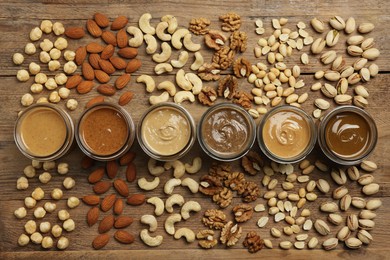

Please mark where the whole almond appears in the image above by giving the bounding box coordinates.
[86,96,105,108]
[118,91,134,106]
[75,46,87,65]
[114,230,134,244]
[111,16,128,30]
[82,62,95,80]
[115,73,131,89]
[94,13,110,28]
[92,234,109,249]
[114,198,124,215]
[87,19,102,37]
[114,179,129,197]
[118,47,138,59]
[117,29,128,48]
[126,194,145,206]
[82,195,100,206]
[65,27,85,39]
[87,42,105,53]
[89,53,101,69]
[114,216,134,228]
[98,215,115,233]
[110,56,127,70]
[102,31,117,46]
[126,162,136,182]
[101,194,117,212]
[66,74,82,89]
[82,155,95,169]
[97,84,116,96]
[106,160,119,179]
[93,181,112,194]
[125,59,142,73]
[95,70,110,83]
[99,59,116,74]
[119,151,136,166]
[77,80,95,94]
[87,207,99,227]
[101,44,115,60]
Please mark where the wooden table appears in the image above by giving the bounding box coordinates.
[0,0,389,259]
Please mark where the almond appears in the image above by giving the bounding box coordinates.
[115,73,131,90]
[126,162,137,183]
[94,13,110,28]
[111,16,128,30]
[126,194,145,206]
[65,74,82,89]
[92,234,109,250]
[87,19,102,37]
[113,179,129,197]
[98,215,115,234]
[82,195,100,206]
[77,80,95,94]
[86,96,105,108]
[65,27,85,39]
[87,207,100,227]
[116,29,128,48]
[87,42,105,53]
[101,194,116,212]
[95,70,110,83]
[82,155,95,169]
[101,44,115,60]
[118,91,134,106]
[82,62,95,80]
[114,198,123,215]
[106,160,118,179]
[119,151,136,166]
[125,58,142,73]
[109,56,127,70]
[89,53,101,69]
[118,47,138,59]
[88,167,105,183]
[93,181,112,194]
[101,31,117,46]
[114,216,134,229]
[99,59,116,74]
[75,46,87,65]
[114,230,134,244]
[97,84,116,96]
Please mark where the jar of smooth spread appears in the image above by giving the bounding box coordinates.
[258,106,316,163]
[14,103,74,161]
[318,106,377,165]
[137,102,196,161]
[76,103,135,161]
[198,103,256,161]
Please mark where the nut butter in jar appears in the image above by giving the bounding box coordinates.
[258,106,316,163]
[137,102,196,161]
[76,103,135,161]
[318,106,377,165]
[198,103,256,161]
[14,103,74,161]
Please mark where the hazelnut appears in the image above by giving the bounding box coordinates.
[30,83,43,94]
[35,73,48,84]
[63,219,75,232]
[58,209,70,221]
[53,22,65,36]
[57,236,69,250]
[30,27,42,41]
[63,177,75,190]
[63,61,77,74]
[63,50,75,61]
[57,162,69,174]
[13,53,24,65]
[48,60,61,71]
[51,224,63,238]
[25,43,36,55]
[31,187,45,200]
[28,62,41,75]
[39,172,52,184]
[40,39,54,52]
[24,165,36,178]
[51,188,63,200]
[54,37,68,50]
[55,73,68,85]
[14,207,27,219]
[30,232,43,244]
[34,207,46,219]
[21,93,34,107]
[32,160,42,169]
[67,197,80,209]
[41,236,54,249]
[39,51,51,63]
[37,97,49,104]
[17,69,30,82]
[49,48,61,60]
[18,234,30,246]
[49,91,61,103]
[24,197,37,209]
[24,220,37,234]
[44,161,55,171]
[16,176,29,190]
[66,99,78,111]
[39,222,51,233]
[43,202,56,213]
[40,20,53,34]
[45,78,57,91]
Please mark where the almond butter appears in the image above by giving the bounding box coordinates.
[106,160,119,179]
[89,53,101,69]
[87,207,100,227]
[113,179,129,197]
[87,42,105,53]
[97,84,116,96]
[82,155,95,169]
[115,73,131,90]
[98,215,115,233]
[111,16,128,30]
[101,44,115,60]
[86,96,105,108]
[118,47,138,59]
[77,80,95,94]
[94,12,110,28]
[82,195,100,206]
[87,19,102,37]
[93,181,112,194]
[114,230,134,244]
[92,234,109,249]
[126,194,145,206]
[88,167,105,183]
[101,194,116,212]
[119,151,136,166]
[114,198,124,215]
[110,56,127,70]
[125,58,142,73]
[95,70,110,83]
[65,74,82,89]
[101,31,117,46]
[65,27,85,39]
[114,216,134,229]
[125,162,137,182]
[118,91,134,106]
[82,62,95,80]
[99,59,116,74]
[75,46,87,65]
[116,29,128,48]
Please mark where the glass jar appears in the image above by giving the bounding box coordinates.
[198,103,256,161]
[257,105,316,164]
[14,103,74,161]
[76,102,135,161]
[137,102,196,161]
[318,105,378,165]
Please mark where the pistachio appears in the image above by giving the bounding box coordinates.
[353,95,368,108]
[303,219,313,231]
[311,18,325,33]
[332,55,345,71]
[257,216,269,228]
[320,50,337,64]
[362,48,380,60]
[353,58,368,71]
[358,219,375,230]
[322,237,338,250]
[358,174,374,186]
[328,213,343,225]
[348,73,361,85]
[336,78,349,94]
[358,22,375,34]
[345,17,356,34]
[369,63,379,77]
[351,197,366,209]
[347,45,363,56]
[340,66,354,78]
[365,199,382,210]
[321,83,337,98]
[337,226,351,241]
[333,186,349,199]
[326,30,340,47]
[360,68,371,82]
[320,202,339,213]
[347,166,360,180]
[347,214,359,231]
[280,241,292,250]
[361,37,374,50]
[308,237,318,249]
[362,183,380,195]
[313,109,322,119]
[359,209,377,219]
[314,219,330,236]
[315,98,330,110]
[354,85,369,98]
[316,179,330,193]
[358,230,373,245]
[331,168,347,185]
[347,35,365,45]
[334,94,352,105]
[360,160,377,172]
[345,237,362,249]
[340,194,352,211]
[329,16,345,30]
[311,38,326,54]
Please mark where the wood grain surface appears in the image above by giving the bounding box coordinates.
[0,0,389,259]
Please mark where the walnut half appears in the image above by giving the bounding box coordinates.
[220,221,242,247]
[199,175,222,196]
[243,231,264,253]
[204,30,227,50]
[198,86,217,106]
[233,57,251,78]
[241,151,264,175]
[202,209,227,230]
[219,12,241,32]
[230,31,247,53]
[189,18,211,35]
[212,187,233,208]
[232,204,253,223]
[197,230,218,249]
[217,75,237,99]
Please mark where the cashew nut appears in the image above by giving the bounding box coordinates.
[139,13,155,35]
[174,228,195,242]
[156,22,171,41]
[184,157,202,174]
[185,73,202,95]
[190,51,204,71]
[164,213,182,235]
[137,75,156,93]
[154,63,173,75]
[141,214,158,232]
[152,42,172,63]
[181,177,199,193]
[157,81,176,96]
[127,26,144,47]
[138,177,160,191]
[181,201,201,220]
[149,91,170,105]
[164,178,182,195]
[165,194,185,213]
[171,28,190,49]
[147,158,165,176]
[174,91,195,104]
[176,69,192,90]
[140,229,163,247]
[144,34,158,54]
[183,34,201,52]
[147,197,165,216]
[161,15,178,34]
[171,51,189,68]
[164,160,186,178]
